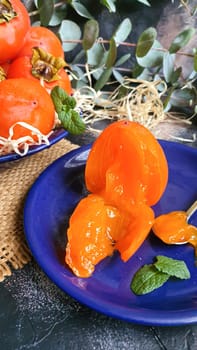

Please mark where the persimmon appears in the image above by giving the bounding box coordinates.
[16,26,64,58]
[85,120,168,207]
[0,78,55,140]
[0,0,30,64]
[65,120,169,277]
[152,210,197,255]
[7,51,72,95]
[66,194,155,277]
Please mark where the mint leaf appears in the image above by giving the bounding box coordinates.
[51,86,85,135]
[154,255,191,280]
[58,110,86,135]
[131,264,169,295]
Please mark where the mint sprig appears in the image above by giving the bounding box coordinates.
[131,255,190,295]
[51,86,85,135]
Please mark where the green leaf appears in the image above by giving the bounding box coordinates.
[100,0,116,12]
[58,20,81,52]
[37,0,54,26]
[137,0,151,6]
[194,52,197,72]
[113,18,132,44]
[94,67,113,91]
[51,87,85,135]
[163,52,176,83]
[131,265,169,295]
[136,40,164,68]
[48,3,67,27]
[71,0,93,19]
[154,256,191,280]
[106,38,117,68]
[169,28,196,54]
[115,53,131,67]
[112,68,124,84]
[170,88,196,108]
[59,109,86,135]
[82,20,99,51]
[87,43,106,66]
[136,27,157,57]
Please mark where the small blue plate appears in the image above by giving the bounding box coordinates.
[24,140,197,326]
[0,128,68,163]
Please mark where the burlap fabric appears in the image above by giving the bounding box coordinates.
[0,139,78,282]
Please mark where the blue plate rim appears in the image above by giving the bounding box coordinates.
[23,140,197,326]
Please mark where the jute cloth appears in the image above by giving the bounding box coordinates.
[0,139,78,282]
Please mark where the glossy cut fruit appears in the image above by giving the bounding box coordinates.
[85,120,168,207]
[66,194,155,277]
[16,26,64,58]
[7,56,72,95]
[0,0,30,64]
[152,211,197,254]
[0,78,55,140]
[65,120,168,278]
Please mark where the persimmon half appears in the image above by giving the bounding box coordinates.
[0,78,55,141]
[65,120,169,278]
[85,120,168,207]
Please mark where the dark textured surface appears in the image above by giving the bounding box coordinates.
[1,1,197,349]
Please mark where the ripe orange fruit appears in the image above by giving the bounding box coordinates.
[65,120,168,277]
[66,194,154,277]
[16,26,64,58]
[0,78,55,140]
[7,55,73,95]
[85,120,168,207]
[0,0,30,64]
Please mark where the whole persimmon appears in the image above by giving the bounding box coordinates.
[0,0,30,64]
[0,78,55,141]
[16,26,64,58]
[7,54,72,95]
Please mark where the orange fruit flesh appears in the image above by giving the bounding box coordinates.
[65,120,169,278]
[66,194,155,278]
[152,211,197,253]
[85,120,168,206]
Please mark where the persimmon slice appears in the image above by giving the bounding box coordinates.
[66,194,155,277]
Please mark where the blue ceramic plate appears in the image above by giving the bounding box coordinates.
[0,128,68,163]
[24,140,197,326]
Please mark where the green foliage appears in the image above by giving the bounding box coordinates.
[131,255,190,295]
[31,0,197,117]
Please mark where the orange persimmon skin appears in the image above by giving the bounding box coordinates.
[16,26,64,59]
[0,78,55,140]
[65,120,168,277]
[7,56,73,95]
[85,120,168,207]
[0,0,30,64]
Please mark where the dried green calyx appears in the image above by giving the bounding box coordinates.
[31,47,68,82]
[0,0,17,24]
[0,66,6,81]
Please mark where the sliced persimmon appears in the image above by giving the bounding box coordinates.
[65,120,169,278]
[65,194,155,277]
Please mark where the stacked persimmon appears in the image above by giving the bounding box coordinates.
[65,120,169,277]
[0,0,72,144]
